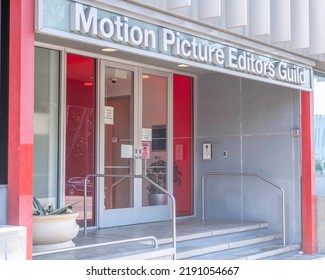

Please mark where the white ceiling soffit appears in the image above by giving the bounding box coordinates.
[249,0,270,37]
[225,0,247,28]
[309,0,325,55]
[270,0,291,43]
[167,0,191,10]
[198,0,221,20]
[291,0,309,50]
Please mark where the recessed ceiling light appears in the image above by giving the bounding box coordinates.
[102,48,117,52]
[178,64,189,68]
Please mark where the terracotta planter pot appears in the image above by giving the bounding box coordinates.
[33,212,79,252]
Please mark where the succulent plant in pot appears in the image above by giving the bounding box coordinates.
[32,197,80,252]
[33,197,78,215]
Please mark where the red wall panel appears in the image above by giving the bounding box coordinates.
[8,0,35,259]
[301,90,317,254]
[173,75,193,216]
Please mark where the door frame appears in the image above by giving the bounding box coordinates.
[97,60,173,228]
[137,67,173,223]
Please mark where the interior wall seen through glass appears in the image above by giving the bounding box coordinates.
[142,74,168,207]
[65,53,96,226]
[104,67,134,210]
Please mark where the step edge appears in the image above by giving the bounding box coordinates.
[109,247,175,260]
[177,234,282,259]
[237,245,301,260]
[159,222,269,245]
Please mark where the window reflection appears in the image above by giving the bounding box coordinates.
[65,53,96,226]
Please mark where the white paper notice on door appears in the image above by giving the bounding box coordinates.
[121,144,133,158]
[142,128,152,141]
[105,106,114,125]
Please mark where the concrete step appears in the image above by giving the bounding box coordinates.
[186,244,300,260]
[33,219,285,260]
[33,239,175,260]
[108,221,272,260]
[158,220,269,245]
[124,237,298,261]
[101,221,272,260]
[243,245,301,260]
[262,250,325,260]
[177,232,282,259]
[108,247,175,260]
[260,247,303,260]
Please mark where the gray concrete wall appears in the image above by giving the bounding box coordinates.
[316,179,325,253]
[0,185,7,225]
[316,177,325,196]
[0,226,26,259]
[317,196,325,253]
[196,73,301,244]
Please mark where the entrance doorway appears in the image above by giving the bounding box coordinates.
[99,62,172,227]
[63,54,193,228]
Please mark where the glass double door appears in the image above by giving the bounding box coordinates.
[99,61,172,227]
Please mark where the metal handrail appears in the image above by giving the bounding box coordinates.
[84,173,177,259]
[109,177,128,207]
[32,236,159,257]
[104,161,134,207]
[201,171,286,245]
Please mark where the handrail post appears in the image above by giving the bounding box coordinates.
[201,174,206,221]
[171,195,177,259]
[142,175,177,259]
[83,174,90,235]
[281,188,286,245]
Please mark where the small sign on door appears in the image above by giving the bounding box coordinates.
[142,142,151,159]
[121,144,133,159]
[142,128,152,141]
[104,106,114,125]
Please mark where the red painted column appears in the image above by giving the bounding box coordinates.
[301,90,317,254]
[8,0,35,260]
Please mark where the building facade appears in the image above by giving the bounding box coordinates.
[2,0,324,259]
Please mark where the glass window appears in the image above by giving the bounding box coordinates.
[142,73,168,207]
[314,73,325,175]
[173,74,193,216]
[314,72,325,195]
[65,53,96,226]
[104,67,134,210]
[34,47,60,206]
